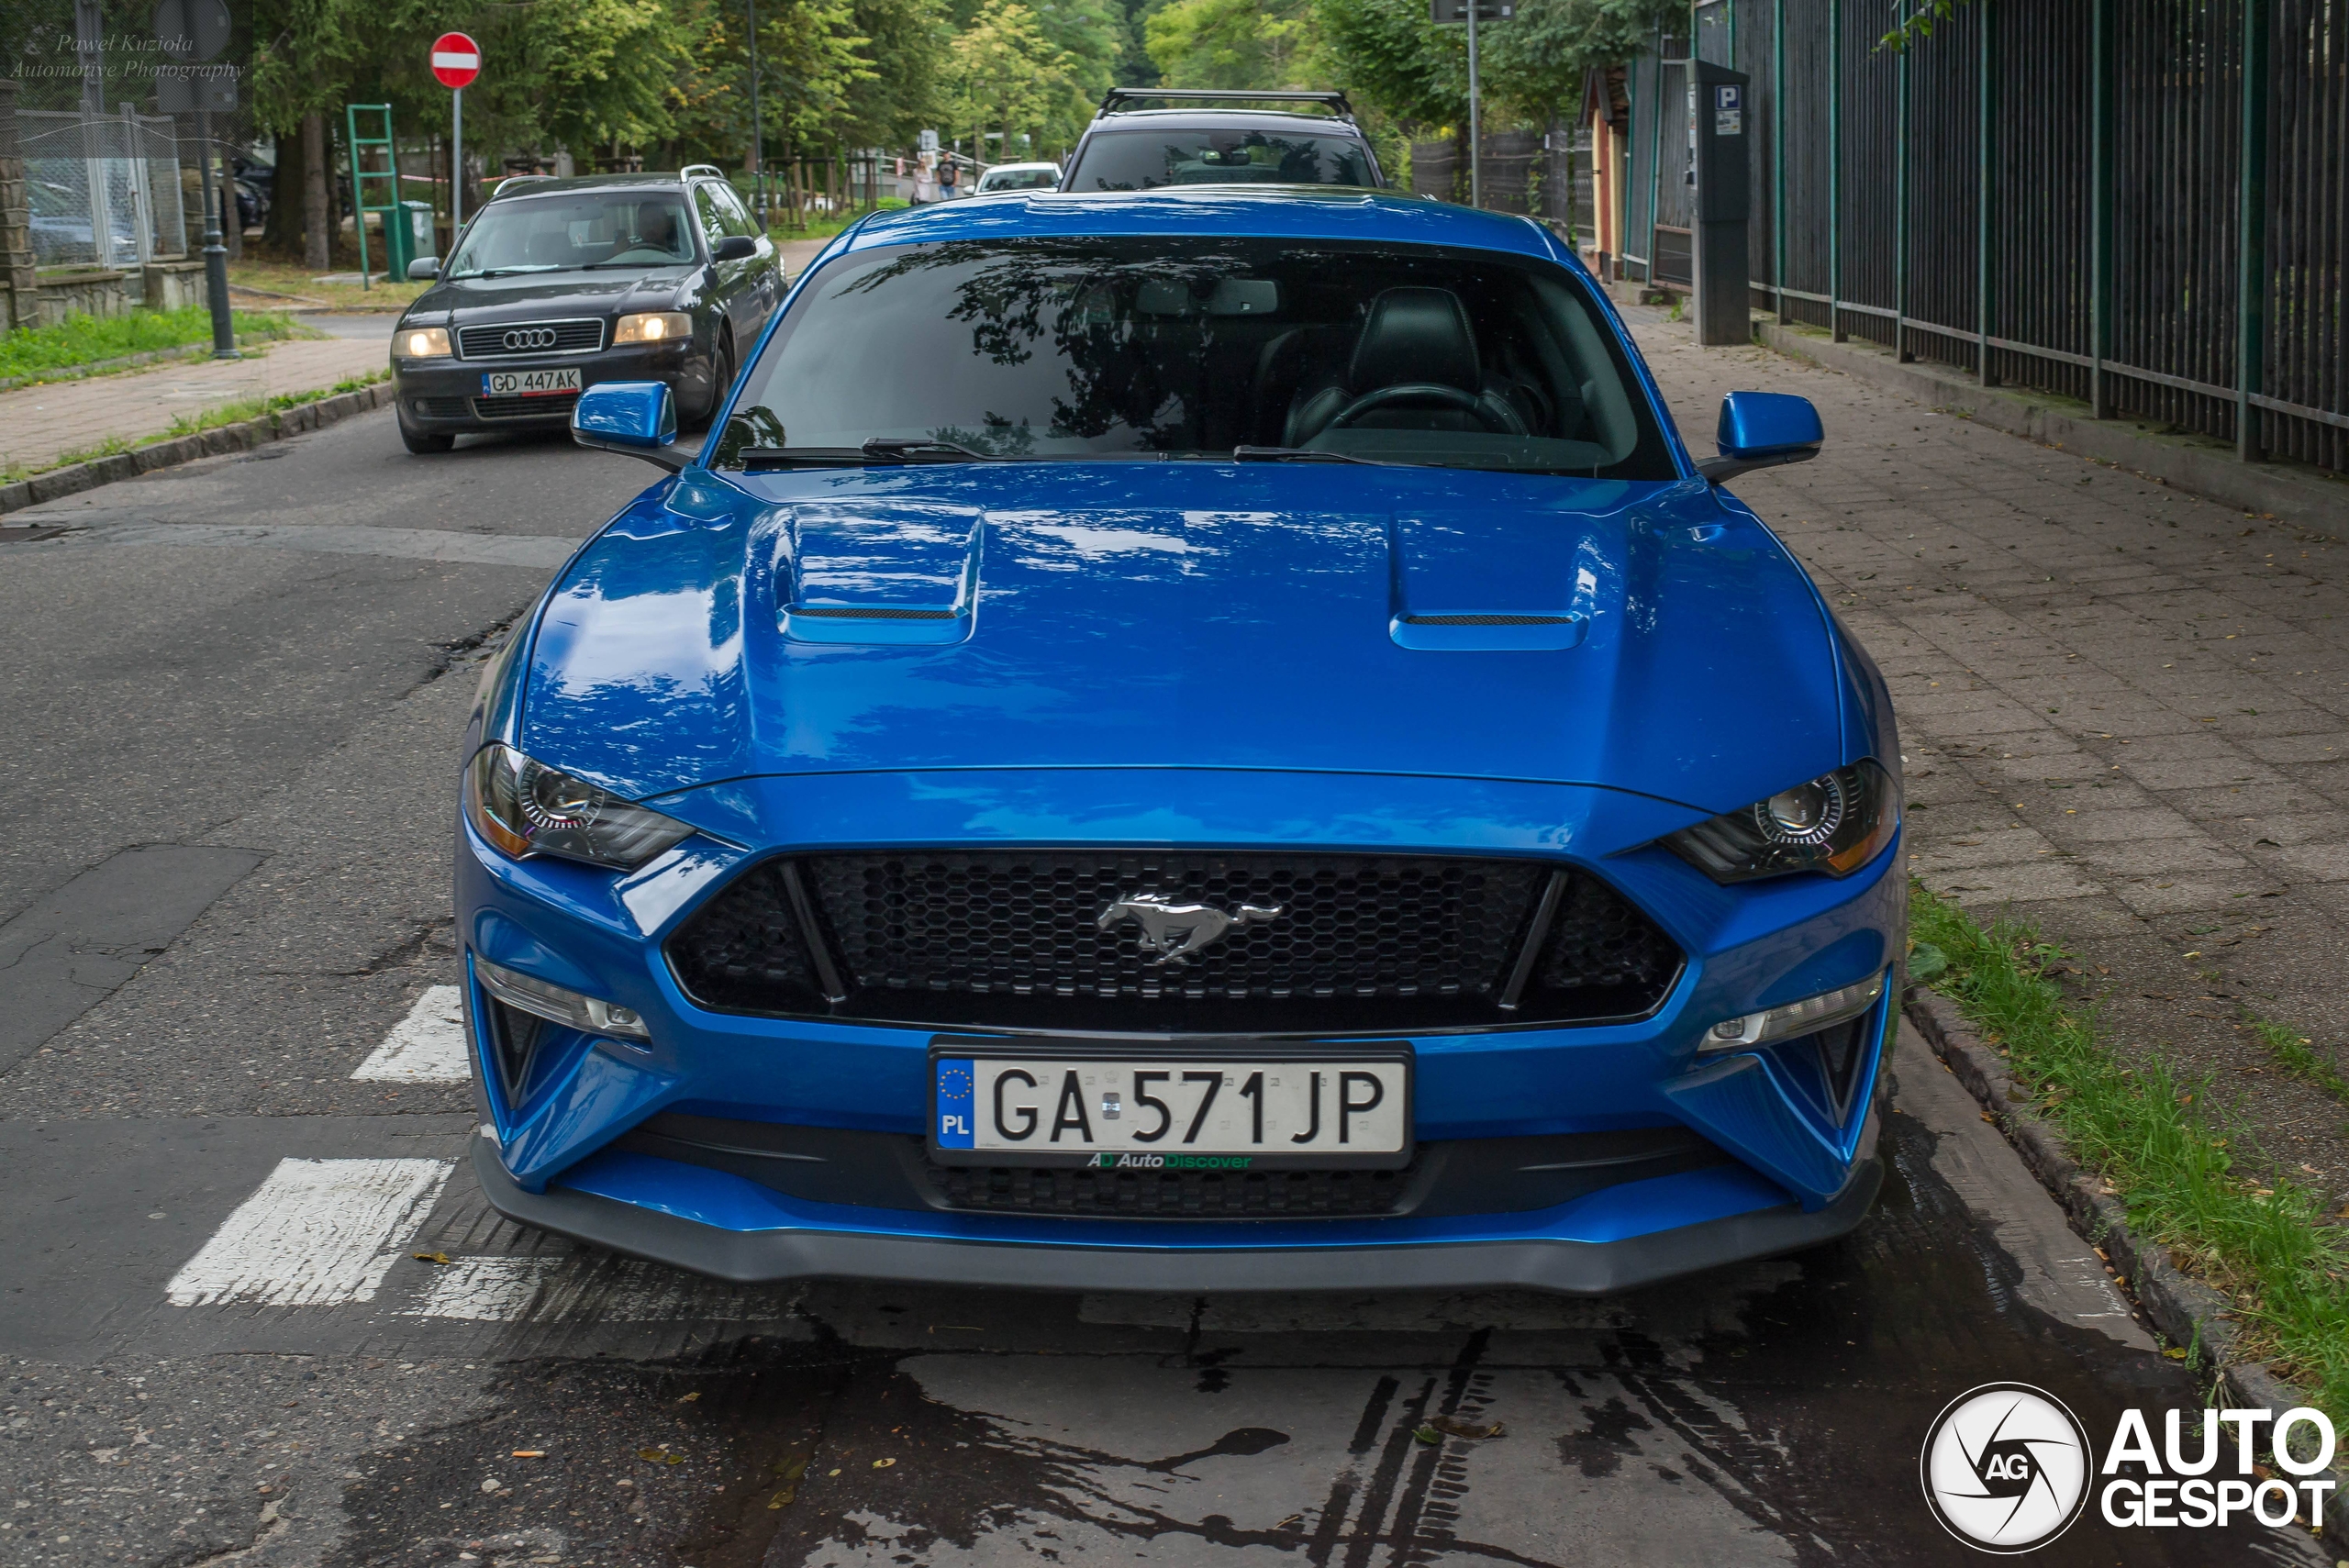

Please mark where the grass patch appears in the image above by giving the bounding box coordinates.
[2240,1008,2349,1106]
[0,307,301,381]
[1910,882,2349,1422]
[226,259,428,313]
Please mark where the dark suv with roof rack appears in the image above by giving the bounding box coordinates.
[1059,89,1388,195]
[388,167,782,453]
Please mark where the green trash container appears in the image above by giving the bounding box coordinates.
[384,200,436,280]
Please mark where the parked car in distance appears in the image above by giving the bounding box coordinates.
[456,185,1897,1298]
[1061,88,1387,193]
[972,161,1062,194]
[387,167,782,453]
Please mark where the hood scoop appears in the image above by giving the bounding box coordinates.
[1387,511,1601,651]
[779,502,984,645]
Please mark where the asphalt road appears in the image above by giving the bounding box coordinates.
[0,408,2323,1567]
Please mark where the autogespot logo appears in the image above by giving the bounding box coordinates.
[1920,1384,2092,1552]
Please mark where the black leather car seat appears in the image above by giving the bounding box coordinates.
[1283,286,1531,446]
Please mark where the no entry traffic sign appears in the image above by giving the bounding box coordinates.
[429,32,481,90]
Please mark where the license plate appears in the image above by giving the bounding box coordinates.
[930,1043,1411,1168]
[479,367,581,396]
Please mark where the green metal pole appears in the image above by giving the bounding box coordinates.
[1646,30,1664,288]
[1774,0,1787,322]
[345,106,370,291]
[1829,0,1842,340]
[1978,0,1995,384]
[1895,17,1909,361]
[2236,0,2270,461]
[2089,0,2113,417]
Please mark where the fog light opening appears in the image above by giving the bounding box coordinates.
[474,954,651,1042]
[1702,971,1887,1053]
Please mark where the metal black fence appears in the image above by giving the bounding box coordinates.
[1620,0,2348,474]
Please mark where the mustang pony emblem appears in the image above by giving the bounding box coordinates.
[1097,893,1284,967]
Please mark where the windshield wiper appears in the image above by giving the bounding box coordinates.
[860,437,1002,462]
[1230,445,1393,466]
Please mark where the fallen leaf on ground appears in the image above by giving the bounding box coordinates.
[2163,1348,2188,1360]
[1412,1425,1442,1446]
[873,1457,896,1469]
[1429,1416,1506,1440]
[411,1251,454,1265]
[510,1451,544,1459]
[678,1392,701,1403]
[768,1486,796,1509]
[774,1454,809,1481]
[636,1448,685,1465]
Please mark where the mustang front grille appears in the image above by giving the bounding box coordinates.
[457,318,606,358]
[665,850,1682,1033]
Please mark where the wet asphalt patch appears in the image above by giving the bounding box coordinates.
[306,1100,2322,1567]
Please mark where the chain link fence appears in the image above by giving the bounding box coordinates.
[20,108,187,271]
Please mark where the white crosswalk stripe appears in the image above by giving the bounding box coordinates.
[165,1158,451,1307]
[352,984,471,1083]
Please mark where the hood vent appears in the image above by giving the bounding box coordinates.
[1387,511,1608,651]
[780,502,984,646]
[1403,613,1583,628]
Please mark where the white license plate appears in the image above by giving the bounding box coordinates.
[479,367,581,396]
[931,1052,1410,1165]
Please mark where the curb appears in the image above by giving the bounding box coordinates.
[0,381,392,515]
[1903,988,2349,1551]
[1754,322,2349,538]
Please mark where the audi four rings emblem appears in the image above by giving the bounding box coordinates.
[501,327,559,350]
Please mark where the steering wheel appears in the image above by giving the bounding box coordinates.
[1328,382,1525,434]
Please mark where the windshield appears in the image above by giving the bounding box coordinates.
[1071,128,1375,191]
[715,236,1674,478]
[447,192,696,277]
[977,166,1059,192]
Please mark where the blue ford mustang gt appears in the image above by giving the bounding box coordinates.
[455,186,1903,1294]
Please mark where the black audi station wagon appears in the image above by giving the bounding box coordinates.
[390,168,782,453]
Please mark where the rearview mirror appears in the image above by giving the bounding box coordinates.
[710,235,758,261]
[1699,391,1823,485]
[572,381,685,472]
[406,256,440,281]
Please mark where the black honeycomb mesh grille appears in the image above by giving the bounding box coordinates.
[665,850,1681,1033]
[923,1160,1415,1218]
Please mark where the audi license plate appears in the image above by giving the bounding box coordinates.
[930,1043,1411,1168]
[480,367,581,396]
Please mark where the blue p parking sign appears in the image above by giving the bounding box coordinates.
[1714,84,1744,137]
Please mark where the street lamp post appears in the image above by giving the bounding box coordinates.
[747,0,763,221]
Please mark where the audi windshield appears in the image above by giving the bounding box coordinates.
[714,236,1675,478]
[1073,129,1377,190]
[445,193,697,278]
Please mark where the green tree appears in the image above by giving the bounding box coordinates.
[1144,0,1311,89]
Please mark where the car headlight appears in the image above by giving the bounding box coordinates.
[398,325,451,358]
[1664,760,1898,883]
[463,742,694,870]
[613,311,693,345]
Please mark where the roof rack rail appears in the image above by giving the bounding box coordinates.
[1097,87,1355,121]
[490,174,556,196]
[679,163,727,181]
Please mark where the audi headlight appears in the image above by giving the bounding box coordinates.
[398,325,451,358]
[463,742,694,870]
[613,311,693,345]
[1664,760,1898,883]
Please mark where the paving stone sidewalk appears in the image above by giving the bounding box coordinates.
[0,337,389,476]
[1629,308,2349,1189]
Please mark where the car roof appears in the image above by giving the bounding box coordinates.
[834,187,1560,266]
[484,172,710,202]
[1083,108,1365,136]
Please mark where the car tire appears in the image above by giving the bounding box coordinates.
[694,334,735,432]
[399,417,454,454]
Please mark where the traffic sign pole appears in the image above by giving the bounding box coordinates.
[429,33,483,250]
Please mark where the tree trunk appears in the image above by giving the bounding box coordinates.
[302,111,329,271]
[260,121,306,258]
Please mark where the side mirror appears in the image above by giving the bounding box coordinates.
[710,235,758,261]
[1699,391,1823,484]
[572,381,686,472]
[406,256,440,281]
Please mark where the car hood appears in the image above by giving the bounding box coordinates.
[410,267,694,321]
[518,463,1849,817]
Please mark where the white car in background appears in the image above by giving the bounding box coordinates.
[972,161,1062,194]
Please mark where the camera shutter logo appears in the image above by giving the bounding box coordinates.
[1920,1383,2092,1552]
[502,327,558,351]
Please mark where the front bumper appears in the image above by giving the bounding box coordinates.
[471,1122,1884,1293]
[394,339,700,430]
